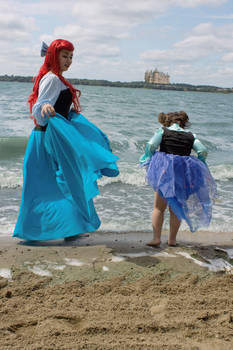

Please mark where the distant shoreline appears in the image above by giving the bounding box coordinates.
[0,74,232,94]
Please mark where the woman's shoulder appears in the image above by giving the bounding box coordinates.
[40,72,61,85]
[39,73,66,94]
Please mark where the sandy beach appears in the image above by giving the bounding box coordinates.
[0,230,232,350]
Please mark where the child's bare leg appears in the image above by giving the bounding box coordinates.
[168,207,181,246]
[147,192,167,247]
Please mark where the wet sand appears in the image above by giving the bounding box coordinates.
[0,230,232,350]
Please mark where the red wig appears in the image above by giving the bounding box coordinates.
[28,39,81,115]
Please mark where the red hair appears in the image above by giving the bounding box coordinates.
[28,39,81,115]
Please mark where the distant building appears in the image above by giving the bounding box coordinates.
[145,69,170,84]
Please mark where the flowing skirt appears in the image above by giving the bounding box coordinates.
[13,111,119,240]
[146,152,216,232]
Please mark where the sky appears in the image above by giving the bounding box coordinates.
[1,0,233,87]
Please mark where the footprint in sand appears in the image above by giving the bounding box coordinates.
[150,298,168,319]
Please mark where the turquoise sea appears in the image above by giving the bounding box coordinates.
[0,81,233,236]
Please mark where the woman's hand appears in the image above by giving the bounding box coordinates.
[41,103,56,118]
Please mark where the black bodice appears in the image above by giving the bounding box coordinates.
[159,128,194,156]
[54,88,72,119]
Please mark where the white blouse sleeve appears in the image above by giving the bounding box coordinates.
[32,74,62,125]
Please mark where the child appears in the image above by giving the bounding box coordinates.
[139,111,216,247]
[13,39,119,241]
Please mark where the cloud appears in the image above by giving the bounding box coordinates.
[176,22,233,52]
[0,0,231,86]
[192,22,214,34]
[47,0,230,70]
[0,13,36,42]
[52,24,122,61]
[139,17,233,86]
[174,34,217,54]
[222,52,233,62]
[1,0,227,46]
[205,14,233,19]
[71,0,228,30]
[141,19,233,64]
[172,0,227,7]
[140,50,168,62]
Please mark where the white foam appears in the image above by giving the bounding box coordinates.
[47,262,66,271]
[0,223,16,235]
[176,252,209,268]
[215,247,233,260]
[207,258,233,274]
[0,205,19,212]
[176,252,233,274]
[98,169,146,187]
[121,252,150,258]
[100,220,151,233]
[28,266,52,277]
[0,168,22,189]
[111,255,125,262]
[64,258,85,266]
[153,251,177,258]
[25,260,66,272]
[0,268,12,280]
[102,266,109,272]
[210,163,233,181]
[206,220,233,233]
[120,251,176,258]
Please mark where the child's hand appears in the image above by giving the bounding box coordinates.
[41,103,56,118]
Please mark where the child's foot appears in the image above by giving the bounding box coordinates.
[146,240,161,248]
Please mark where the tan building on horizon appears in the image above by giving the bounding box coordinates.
[145,69,170,84]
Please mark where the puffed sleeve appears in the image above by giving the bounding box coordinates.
[32,74,62,126]
[192,134,208,163]
[139,128,163,165]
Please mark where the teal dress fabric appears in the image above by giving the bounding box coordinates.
[13,111,119,240]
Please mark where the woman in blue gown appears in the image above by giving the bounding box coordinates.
[13,39,119,241]
[139,111,216,247]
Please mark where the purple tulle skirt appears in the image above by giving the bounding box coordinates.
[146,152,216,232]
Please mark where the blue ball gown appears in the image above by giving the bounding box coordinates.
[13,111,119,241]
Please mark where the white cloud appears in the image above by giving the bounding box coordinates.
[172,0,227,7]
[0,13,36,42]
[139,15,233,86]
[0,0,232,86]
[222,52,233,62]
[218,66,233,74]
[175,34,216,50]
[192,22,214,34]
[71,0,228,29]
[205,14,233,19]
[176,22,233,53]
[140,50,168,61]
[142,19,233,64]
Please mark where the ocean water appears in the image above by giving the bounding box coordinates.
[0,81,233,237]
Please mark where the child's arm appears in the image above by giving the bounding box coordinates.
[192,136,208,163]
[139,128,163,165]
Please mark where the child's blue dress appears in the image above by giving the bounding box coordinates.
[140,124,216,232]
